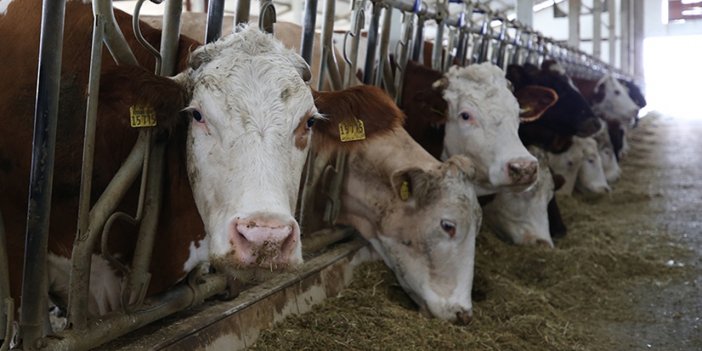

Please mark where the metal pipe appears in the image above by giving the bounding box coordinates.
[592,0,602,58]
[20,0,66,347]
[410,15,424,61]
[392,10,414,104]
[317,0,336,90]
[235,0,251,26]
[363,2,382,85]
[300,0,318,64]
[258,0,277,34]
[205,0,225,43]
[133,0,162,73]
[608,0,616,65]
[93,0,138,65]
[160,0,183,76]
[568,0,580,47]
[0,210,9,340]
[375,7,393,88]
[342,0,365,87]
[45,273,227,351]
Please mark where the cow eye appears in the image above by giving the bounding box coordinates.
[191,109,204,123]
[440,219,456,238]
[614,90,621,96]
[459,112,471,121]
[567,160,574,167]
[306,116,316,129]
[588,158,595,164]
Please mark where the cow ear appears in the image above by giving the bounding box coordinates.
[549,134,573,153]
[441,155,476,180]
[99,65,190,134]
[506,64,530,91]
[432,77,449,91]
[390,167,433,204]
[311,85,404,151]
[551,172,566,191]
[516,85,559,122]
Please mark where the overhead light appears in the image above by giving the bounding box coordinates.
[534,0,567,13]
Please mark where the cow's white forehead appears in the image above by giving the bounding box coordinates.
[443,63,518,119]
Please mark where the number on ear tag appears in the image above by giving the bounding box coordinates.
[130,105,157,128]
[400,181,410,201]
[338,118,366,142]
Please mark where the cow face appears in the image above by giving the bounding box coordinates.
[574,136,611,195]
[547,136,584,196]
[591,122,621,183]
[367,156,480,325]
[483,147,557,247]
[179,27,315,273]
[440,63,537,193]
[592,75,640,126]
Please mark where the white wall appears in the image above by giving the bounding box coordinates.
[644,0,702,37]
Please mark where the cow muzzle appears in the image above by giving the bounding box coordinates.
[507,159,538,186]
[228,213,301,268]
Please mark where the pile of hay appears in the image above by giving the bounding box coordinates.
[251,118,695,351]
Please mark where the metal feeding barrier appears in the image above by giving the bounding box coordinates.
[1,0,634,350]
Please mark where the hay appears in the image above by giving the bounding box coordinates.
[251,117,699,351]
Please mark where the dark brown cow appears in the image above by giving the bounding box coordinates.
[1,0,402,322]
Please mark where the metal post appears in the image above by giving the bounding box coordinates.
[593,0,602,58]
[411,15,424,61]
[620,0,630,74]
[393,10,414,104]
[20,0,66,348]
[375,7,393,87]
[608,0,616,65]
[160,0,183,76]
[205,0,225,43]
[317,0,336,90]
[363,2,382,84]
[235,0,251,26]
[258,0,277,34]
[300,0,319,64]
[568,0,580,47]
[632,0,645,81]
[516,0,534,27]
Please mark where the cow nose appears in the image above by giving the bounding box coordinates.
[454,309,473,325]
[229,214,300,268]
[507,159,538,185]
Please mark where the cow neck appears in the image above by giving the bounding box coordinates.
[338,128,438,235]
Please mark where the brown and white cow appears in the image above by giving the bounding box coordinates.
[1,0,400,317]
[157,13,485,324]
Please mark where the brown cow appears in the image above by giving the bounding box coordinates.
[0,0,401,325]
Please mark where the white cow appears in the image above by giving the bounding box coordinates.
[591,121,621,183]
[482,147,562,247]
[548,136,610,196]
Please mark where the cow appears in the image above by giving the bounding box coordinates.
[591,122,621,183]
[398,59,569,244]
[506,61,602,153]
[482,146,566,247]
[547,136,610,196]
[1,0,402,321]
[141,12,484,324]
[400,60,560,195]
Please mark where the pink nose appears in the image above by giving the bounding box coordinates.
[228,214,300,268]
[507,159,538,185]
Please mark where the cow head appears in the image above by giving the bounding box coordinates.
[507,62,601,139]
[574,136,611,195]
[591,121,621,183]
[483,147,562,247]
[547,136,583,196]
[375,156,480,324]
[437,63,539,193]
[591,75,640,126]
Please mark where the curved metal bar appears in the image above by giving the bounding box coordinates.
[375,6,394,89]
[317,0,337,90]
[410,13,424,61]
[159,0,183,76]
[343,1,365,87]
[258,0,277,35]
[100,212,136,277]
[93,0,138,65]
[20,0,66,346]
[133,0,162,74]
[235,0,251,27]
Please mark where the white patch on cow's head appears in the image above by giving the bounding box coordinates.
[574,136,611,195]
[183,238,210,274]
[441,63,537,193]
[591,122,621,183]
[592,75,640,126]
[178,26,316,276]
[483,146,555,247]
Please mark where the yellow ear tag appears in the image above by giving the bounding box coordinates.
[129,105,157,128]
[400,181,410,201]
[338,118,366,142]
